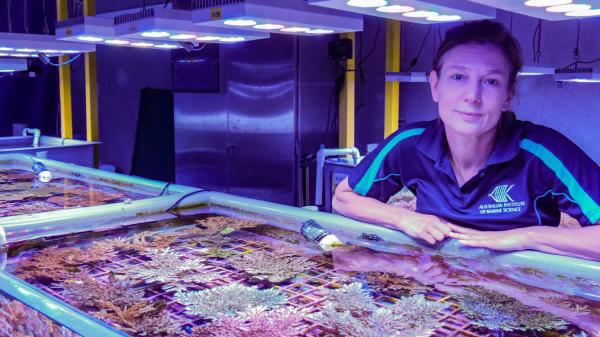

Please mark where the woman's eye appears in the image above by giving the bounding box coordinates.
[450,74,465,81]
[485,78,499,86]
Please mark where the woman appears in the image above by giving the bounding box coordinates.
[333,20,600,261]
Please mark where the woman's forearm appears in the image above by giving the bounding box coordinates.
[524,225,600,261]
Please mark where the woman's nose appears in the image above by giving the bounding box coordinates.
[463,81,482,104]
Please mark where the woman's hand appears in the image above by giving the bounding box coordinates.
[395,213,452,245]
[447,224,530,251]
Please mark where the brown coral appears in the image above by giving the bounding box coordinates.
[231,248,317,283]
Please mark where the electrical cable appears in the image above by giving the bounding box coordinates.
[39,53,82,67]
[158,182,172,196]
[42,0,50,35]
[165,190,210,214]
[6,0,12,33]
[405,25,432,71]
[23,0,29,34]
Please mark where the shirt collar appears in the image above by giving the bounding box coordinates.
[416,112,524,168]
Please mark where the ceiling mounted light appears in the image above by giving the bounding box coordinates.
[386,71,429,83]
[546,3,590,12]
[518,66,554,76]
[253,23,286,30]
[403,10,439,18]
[281,27,311,32]
[141,31,171,38]
[376,5,414,13]
[219,37,246,42]
[0,58,27,72]
[0,32,94,57]
[112,8,268,44]
[169,34,197,40]
[306,29,335,34]
[192,0,362,36]
[154,43,179,49]
[55,16,173,50]
[524,0,572,7]
[196,36,222,41]
[223,19,258,26]
[130,42,154,47]
[346,0,387,8]
[468,0,596,20]
[427,14,462,21]
[309,0,493,24]
[76,36,104,42]
[554,67,600,83]
[104,39,130,45]
[565,8,600,17]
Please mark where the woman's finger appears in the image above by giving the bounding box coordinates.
[428,227,445,241]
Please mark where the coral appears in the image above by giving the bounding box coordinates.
[204,246,234,259]
[231,248,316,283]
[175,283,287,319]
[311,282,447,337]
[458,286,568,332]
[363,272,433,297]
[14,244,115,282]
[126,248,220,291]
[192,306,308,337]
[0,201,60,216]
[0,295,79,337]
[60,273,179,336]
[93,231,178,254]
[386,187,417,211]
[192,216,262,236]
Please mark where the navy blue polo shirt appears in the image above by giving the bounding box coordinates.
[348,113,600,230]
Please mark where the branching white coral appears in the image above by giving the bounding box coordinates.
[174,283,287,319]
[311,282,447,337]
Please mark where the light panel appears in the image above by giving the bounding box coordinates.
[308,0,495,24]
[0,32,95,58]
[386,71,429,82]
[0,58,28,73]
[554,67,600,83]
[467,0,600,20]
[191,0,363,35]
[56,16,183,50]
[112,8,269,43]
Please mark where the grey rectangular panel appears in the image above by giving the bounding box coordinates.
[175,92,228,192]
[223,35,296,205]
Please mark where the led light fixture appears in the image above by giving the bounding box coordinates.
[191,0,362,36]
[0,58,28,73]
[518,66,554,76]
[308,0,495,24]
[554,67,600,83]
[467,0,599,21]
[56,16,183,50]
[386,71,429,83]
[112,8,268,44]
[0,32,95,58]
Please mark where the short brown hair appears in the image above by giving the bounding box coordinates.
[433,20,523,89]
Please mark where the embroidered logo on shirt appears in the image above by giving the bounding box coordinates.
[479,184,526,215]
[488,184,515,203]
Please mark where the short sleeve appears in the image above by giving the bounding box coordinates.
[521,128,600,226]
[348,127,425,203]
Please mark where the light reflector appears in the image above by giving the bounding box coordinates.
[467,0,597,21]
[308,0,495,24]
[56,16,183,50]
[191,0,362,35]
[112,8,268,44]
[0,32,95,58]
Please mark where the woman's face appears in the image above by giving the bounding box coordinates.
[429,43,513,138]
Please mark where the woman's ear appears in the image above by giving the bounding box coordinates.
[429,70,440,103]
